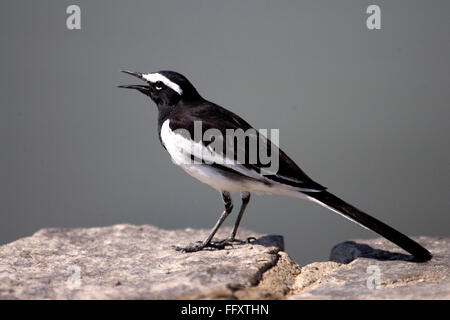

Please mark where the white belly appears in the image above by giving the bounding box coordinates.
[160,119,260,192]
[159,119,307,197]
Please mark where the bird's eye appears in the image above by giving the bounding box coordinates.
[155,81,164,90]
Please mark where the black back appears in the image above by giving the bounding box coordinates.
[165,99,326,191]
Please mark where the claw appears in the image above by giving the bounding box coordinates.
[246,236,257,243]
[173,242,206,252]
[173,236,256,253]
[210,236,256,248]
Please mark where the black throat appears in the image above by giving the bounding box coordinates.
[156,96,204,145]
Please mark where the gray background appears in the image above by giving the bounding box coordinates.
[1,0,449,265]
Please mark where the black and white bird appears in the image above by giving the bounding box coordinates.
[119,70,431,261]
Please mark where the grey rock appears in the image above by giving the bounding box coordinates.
[1,224,448,300]
[289,237,450,299]
[0,224,283,299]
[234,251,302,299]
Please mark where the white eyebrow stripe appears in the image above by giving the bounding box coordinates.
[142,73,183,95]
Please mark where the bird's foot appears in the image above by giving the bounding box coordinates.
[210,236,256,249]
[173,241,208,253]
[173,237,256,252]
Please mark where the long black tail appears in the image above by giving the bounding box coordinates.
[303,190,432,262]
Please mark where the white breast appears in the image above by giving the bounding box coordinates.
[159,119,308,195]
[160,120,249,191]
[160,120,192,165]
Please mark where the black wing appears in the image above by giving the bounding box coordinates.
[168,101,326,192]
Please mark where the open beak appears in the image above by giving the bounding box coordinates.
[118,70,151,95]
[120,70,144,79]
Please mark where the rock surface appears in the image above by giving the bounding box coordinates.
[0,224,283,299]
[289,237,450,299]
[0,224,448,299]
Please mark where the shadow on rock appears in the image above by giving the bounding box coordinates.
[250,235,284,251]
[330,241,416,264]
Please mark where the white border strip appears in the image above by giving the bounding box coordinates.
[142,73,183,95]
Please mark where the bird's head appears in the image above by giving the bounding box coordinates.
[119,70,201,106]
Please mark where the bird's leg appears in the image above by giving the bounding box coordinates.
[212,192,255,247]
[229,191,251,241]
[174,191,233,252]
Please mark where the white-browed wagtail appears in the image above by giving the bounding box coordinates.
[119,70,431,262]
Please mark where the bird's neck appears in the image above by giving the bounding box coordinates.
[157,105,173,136]
[157,97,203,122]
[156,97,204,145]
